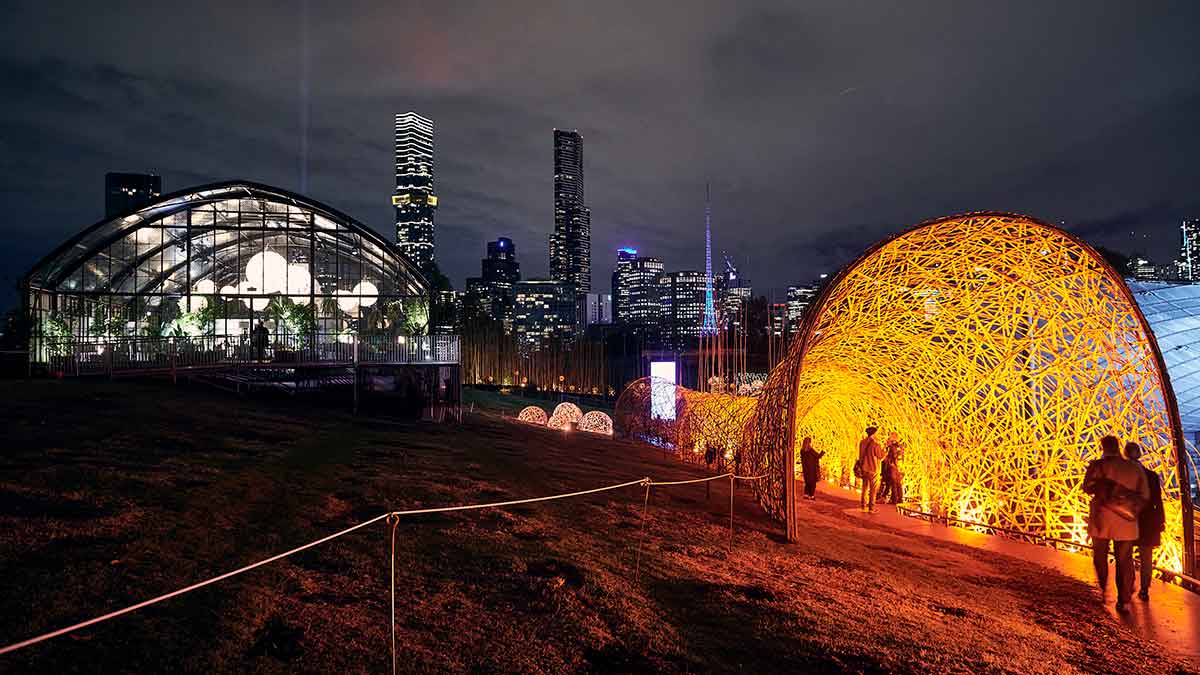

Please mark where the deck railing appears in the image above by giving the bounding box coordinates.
[47,333,459,376]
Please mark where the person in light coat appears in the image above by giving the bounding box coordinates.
[857,427,885,512]
[1082,435,1150,613]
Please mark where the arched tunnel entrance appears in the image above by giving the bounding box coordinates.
[620,213,1196,576]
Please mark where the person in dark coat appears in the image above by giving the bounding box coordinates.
[253,320,270,362]
[1125,442,1165,601]
[887,442,905,504]
[878,432,901,503]
[799,436,825,500]
[1082,435,1149,613]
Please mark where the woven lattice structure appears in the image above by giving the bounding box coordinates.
[548,402,584,430]
[620,213,1195,573]
[757,212,1191,572]
[517,406,548,426]
[615,376,757,471]
[579,410,614,435]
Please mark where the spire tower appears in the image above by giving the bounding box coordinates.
[702,183,717,335]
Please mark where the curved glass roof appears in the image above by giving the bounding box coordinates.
[24,181,427,299]
[1128,281,1200,440]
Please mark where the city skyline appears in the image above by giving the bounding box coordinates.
[3,3,1200,313]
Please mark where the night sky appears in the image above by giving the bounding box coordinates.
[3,1,1200,310]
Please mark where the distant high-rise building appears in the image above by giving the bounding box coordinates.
[432,290,462,335]
[659,270,709,349]
[1180,219,1200,281]
[464,237,521,332]
[721,254,751,330]
[577,292,612,328]
[393,112,438,270]
[549,129,591,294]
[769,302,789,339]
[612,248,664,339]
[105,172,161,218]
[514,279,576,346]
[1127,256,1159,281]
[786,285,818,333]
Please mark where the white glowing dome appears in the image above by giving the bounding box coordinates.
[193,279,216,295]
[353,280,379,308]
[219,284,237,297]
[245,251,288,294]
[336,289,360,313]
[286,264,317,305]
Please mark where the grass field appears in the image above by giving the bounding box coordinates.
[0,379,1193,673]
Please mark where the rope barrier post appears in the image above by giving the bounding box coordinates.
[634,479,652,582]
[386,513,399,675]
[785,440,798,543]
[728,473,735,552]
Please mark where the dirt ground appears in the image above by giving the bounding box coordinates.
[0,379,1195,674]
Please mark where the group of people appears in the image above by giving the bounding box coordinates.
[855,426,905,512]
[796,428,1169,611]
[796,427,906,509]
[1083,435,1166,613]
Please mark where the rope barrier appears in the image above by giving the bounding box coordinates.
[648,473,732,487]
[0,477,650,658]
[0,511,392,656]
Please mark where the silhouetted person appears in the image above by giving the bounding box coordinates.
[799,436,825,500]
[253,320,270,362]
[878,432,901,503]
[887,441,905,504]
[857,426,885,512]
[1082,435,1149,613]
[1125,442,1164,601]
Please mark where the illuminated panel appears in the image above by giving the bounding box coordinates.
[650,361,677,421]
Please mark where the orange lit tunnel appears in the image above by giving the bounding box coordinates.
[619,213,1196,575]
[752,212,1195,573]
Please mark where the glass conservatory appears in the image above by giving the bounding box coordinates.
[22,181,433,369]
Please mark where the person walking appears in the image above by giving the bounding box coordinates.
[799,437,825,500]
[1082,435,1149,613]
[1125,442,1165,601]
[878,432,901,503]
[857,427,886,512]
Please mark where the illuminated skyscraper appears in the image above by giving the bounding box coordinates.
[393,112,438,269]
[786,285,818,333]
[1180,219,1200,281]
[464,237,521,332]
[659,270,709,349]
[514,279,576,346]
[612,248,664,340]
[549,129,591,294]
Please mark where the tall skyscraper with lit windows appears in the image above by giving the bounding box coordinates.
[1180,219,1200,281]
[393,112,438,269]
[549,129,591,294]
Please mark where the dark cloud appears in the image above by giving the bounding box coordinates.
[2,1,1200,311]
